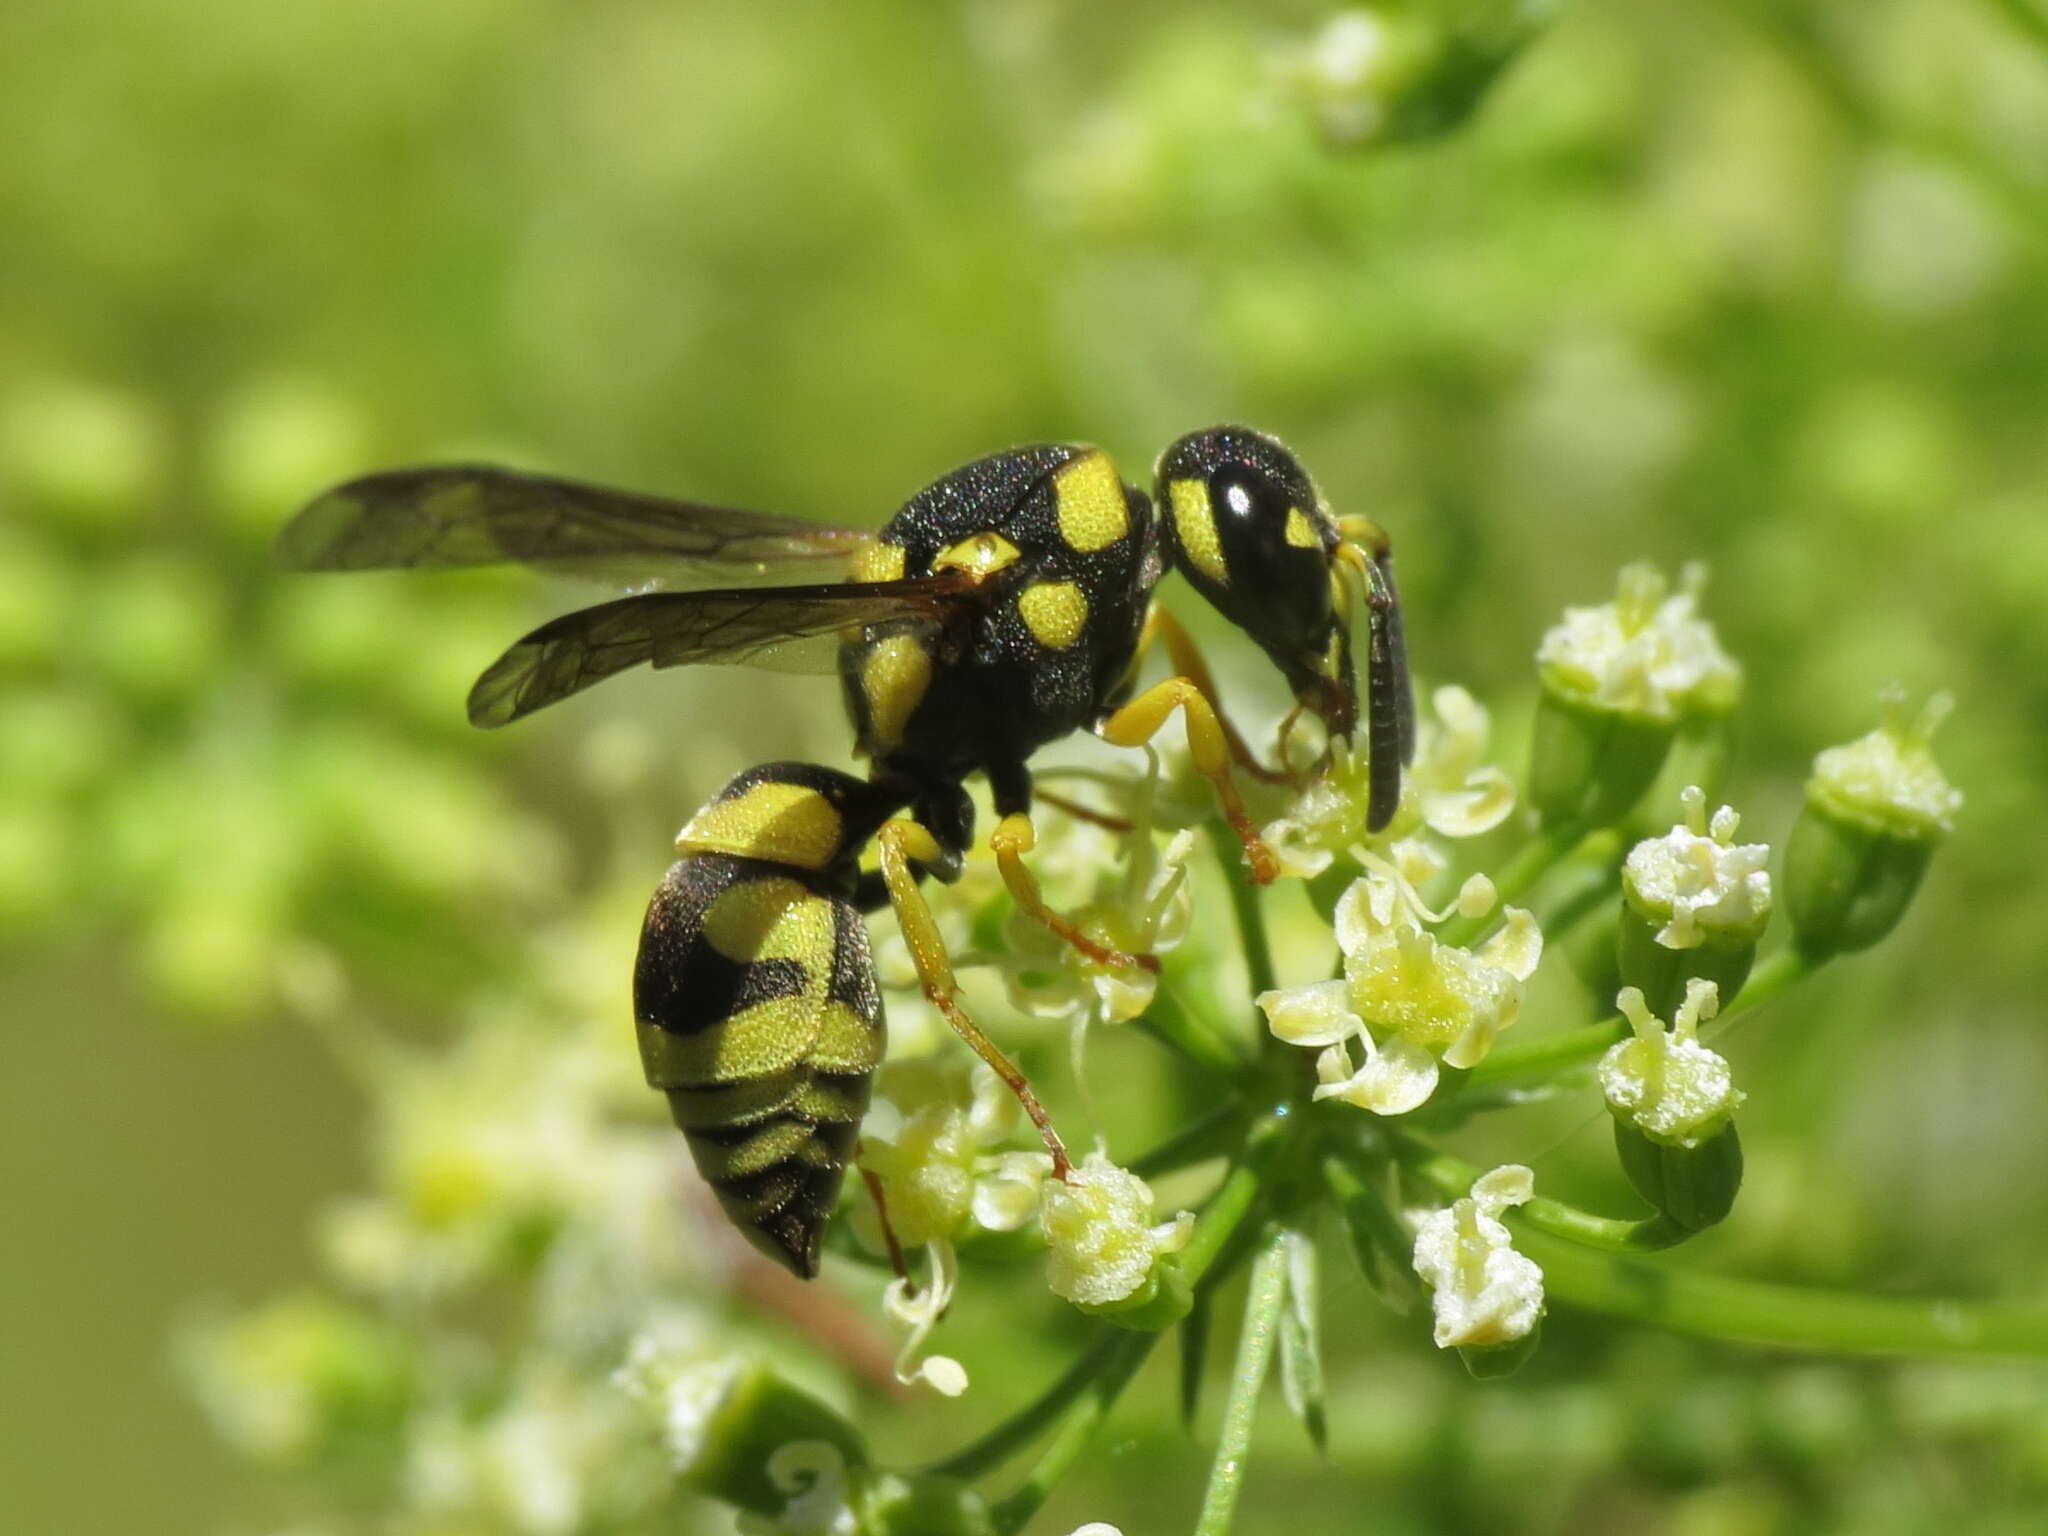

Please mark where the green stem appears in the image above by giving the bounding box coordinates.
[1705,946,1810,1036]
[1471,944,1816,1087]
[1139,985,1250,1077]
[1397,1142,1687,1253]
[1321,1151,1421,1307]
[1180,1160,1265,1286]
[1465,1016,1624,1087]
[1436,823,1589,949]
[1129,1100,1248,1180]
[1192,1229,1288,1536]
[944,1158,1269,1519]
[1531,847,1623,940]
[931,1327,1131,1482]
[1395,1140,2048,1354]
[1523,1228,2048,1356]
[1984,0,2048,51]
[1206,820,1276,999]
[986,1330,1154,1535]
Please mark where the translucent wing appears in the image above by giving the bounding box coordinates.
[276,465,868,587]
[467,574,972,727]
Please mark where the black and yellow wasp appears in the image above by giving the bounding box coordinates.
[278,426,1413,1276]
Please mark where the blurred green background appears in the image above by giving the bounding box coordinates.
[4,1,2047,1532]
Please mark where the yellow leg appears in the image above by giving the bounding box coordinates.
[1142,607,1295,785]
[990,811,1159,973]
[1100,677,1281,885]
[877,819,1073,1180]
[1338,513,1392,565]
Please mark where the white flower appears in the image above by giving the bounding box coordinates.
[1277,8,1426,149]
[1536,562,1741,723]
[416,1373,625,1536]
[1411,1165,1545,1349]
[1259,868,1542,1114]
[883,1241,968,1397]
[1040,1153,1193,1307]
[1408,686,1518,837]
[856,1066,1053,1393]
[1002,828,1195,1025]
[1624,785,1773,947]
[1808,689,1962,840]
[1262,685,1514,878]
[854,1064,1053,1251]
[1600,981,1744,1147]
[612,1318,740,1472]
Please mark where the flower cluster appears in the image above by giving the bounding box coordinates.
[171,546,1967,1535]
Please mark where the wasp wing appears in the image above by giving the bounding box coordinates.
[276,465,868,587]
[467,574,971,728]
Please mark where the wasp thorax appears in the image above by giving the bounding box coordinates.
[1156,425,1354,734]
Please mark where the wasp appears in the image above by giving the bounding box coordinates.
[278,426,1413,1276]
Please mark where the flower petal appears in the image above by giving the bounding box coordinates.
[1257,978,1363,1048]
[1477,906,1543,982]
[1311,1031,1440,1115]
[1420,767,1516,838]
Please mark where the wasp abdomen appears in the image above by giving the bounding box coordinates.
[634,850,883,1278]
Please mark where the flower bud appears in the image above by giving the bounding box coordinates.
[1613,1119,1743,1233]
[1529,697,1675,832]
[1600,983,1741,1144]
[1619,787,1771,1015]
[1601,983,1744,1230]
[1277,4,1557,152]
[857,1470,996,1536]
[620,1355,868,1518]
[1457,1325,1543,1381]
[1531,564,1740,830]
[1040,1154,1194,1321]
[1785,692,1960,962]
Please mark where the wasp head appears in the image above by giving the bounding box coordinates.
[1154,424,1414,827]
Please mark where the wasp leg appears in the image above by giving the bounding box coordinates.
[877,817,1073,1180]
[1034,786,1134,834]
[1139,605,1297,786]
[1100,677,1281,885]
[1273,700,1310,779]
[989,811,1159,974]
[856,1156,913,1285]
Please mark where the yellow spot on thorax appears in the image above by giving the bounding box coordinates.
[860,634,931,751]
[1168,479,1229,585]
[677,781,845,870]
[1017,581,1088,649]
[1284,506,1320,549]
[849,538,907,582]
[1055,449,1129,552]
[932,530,1022,582]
